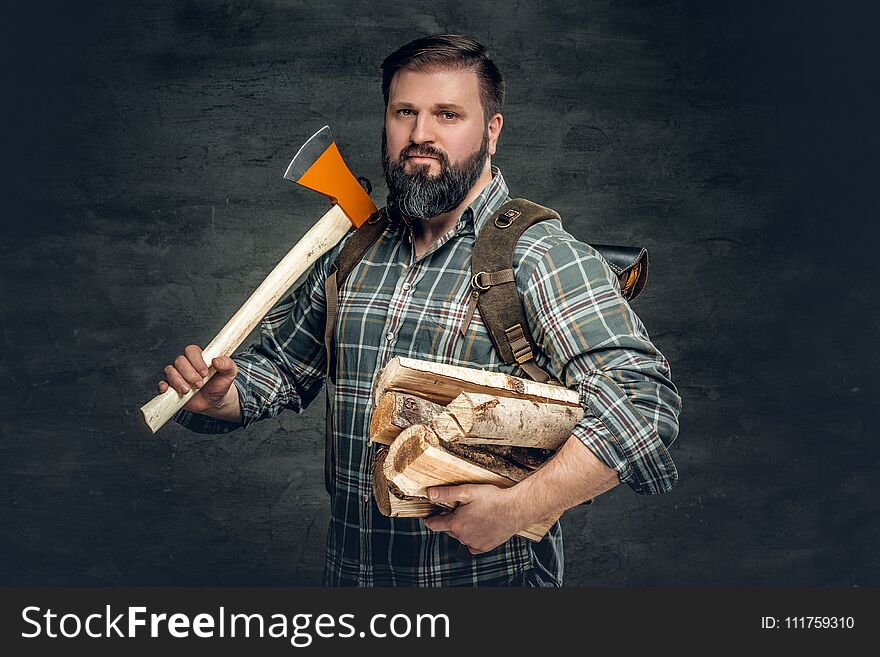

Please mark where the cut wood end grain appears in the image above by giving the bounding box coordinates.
[370,392,447,445]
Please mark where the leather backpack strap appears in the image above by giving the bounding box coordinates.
[322,208,388,495]
[467,199,560,384]
[324,209,389,380]
[466,199,652,385]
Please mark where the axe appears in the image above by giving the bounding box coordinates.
[140,126,376,433]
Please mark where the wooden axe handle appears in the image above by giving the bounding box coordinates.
[140,204,353,433]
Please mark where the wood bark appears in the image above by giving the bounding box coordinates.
[470,444,555,471]
[431,391,581,449]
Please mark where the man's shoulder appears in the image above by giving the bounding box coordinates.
[514,214,576,257]
[510,207,606,279]
[487,200,622,298]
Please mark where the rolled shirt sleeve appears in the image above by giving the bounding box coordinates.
[518,229,681,495]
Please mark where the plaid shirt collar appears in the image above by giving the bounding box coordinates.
[456,165,509,238]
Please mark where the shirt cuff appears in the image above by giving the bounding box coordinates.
[570,371,679,495]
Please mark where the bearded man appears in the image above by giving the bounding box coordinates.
[160,34,681,586]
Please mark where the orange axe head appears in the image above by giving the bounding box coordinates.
[283,126,377,228]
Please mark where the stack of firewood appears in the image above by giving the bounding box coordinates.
[369,356,583,541]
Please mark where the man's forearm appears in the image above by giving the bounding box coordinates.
[511,435,620,527]
[424,434,621,554]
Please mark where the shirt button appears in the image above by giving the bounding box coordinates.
[385,332,394,341]
[362,494,370,504]
[402,283,411,291]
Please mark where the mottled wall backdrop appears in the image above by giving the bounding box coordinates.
[1,0,877,585]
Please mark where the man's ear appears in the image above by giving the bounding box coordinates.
[487,113,503,156]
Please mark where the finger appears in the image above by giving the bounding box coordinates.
[212,355,237,374]
[174,354,204,389]
[424,515,455,533]
[158,380,168,393]
[163,365,191,394]
[209,356,238,387]
[184,344,209,377]
[428,484,474,505]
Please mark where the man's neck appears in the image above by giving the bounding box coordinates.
[410,162,493,259]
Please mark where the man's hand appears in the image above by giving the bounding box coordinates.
[424,484,527,555]
[157,344,241,422]
[423,437,622,554]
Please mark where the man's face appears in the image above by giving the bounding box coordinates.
[382,66,501,220]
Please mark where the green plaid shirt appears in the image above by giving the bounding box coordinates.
[175,167,681,586]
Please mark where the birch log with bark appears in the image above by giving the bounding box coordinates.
[430,392,581,450]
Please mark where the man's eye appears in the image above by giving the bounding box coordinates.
[441,112,458,120]
[398,109,415,116]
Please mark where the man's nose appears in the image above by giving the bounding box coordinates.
[409,113,435,144]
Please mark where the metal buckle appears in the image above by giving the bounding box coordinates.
[504,324,534,363]
[513,345,533,364]
[494,208,521,228]
[472,271,491,291]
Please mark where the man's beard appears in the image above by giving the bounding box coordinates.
[382,128,489,221]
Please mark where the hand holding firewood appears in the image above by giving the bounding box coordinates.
[369,356,585,542]
[423,483,527,555]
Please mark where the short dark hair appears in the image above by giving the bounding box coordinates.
[381,34,505,121]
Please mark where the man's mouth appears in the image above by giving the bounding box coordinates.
[407,155,438,163]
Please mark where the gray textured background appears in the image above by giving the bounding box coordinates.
[1,0,878,586]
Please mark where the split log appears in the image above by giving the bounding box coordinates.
[372,356,579,407]
[383,425,526,496]
[430,392,581,450]
[370,392,447,445]
[372,448,448,517]
[383,425,559,541]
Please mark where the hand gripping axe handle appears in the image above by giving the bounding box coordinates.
[140,126,376,433]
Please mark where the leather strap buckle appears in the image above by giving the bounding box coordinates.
[494,208,521,229]
[472,271,491,291]
[504,324,534,363]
